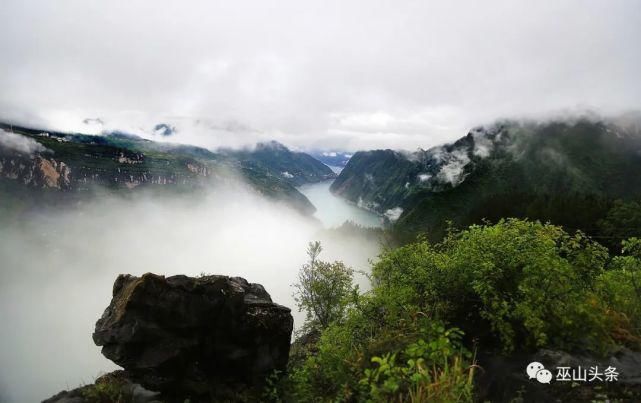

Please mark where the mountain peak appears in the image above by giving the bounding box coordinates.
[255,140,289,152]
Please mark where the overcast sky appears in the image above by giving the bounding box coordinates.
[1,0,640,151]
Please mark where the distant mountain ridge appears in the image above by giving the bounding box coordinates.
[0,122,334,215]
[331,118,641,244]
[308,151,353,169]
[221,140,336,186]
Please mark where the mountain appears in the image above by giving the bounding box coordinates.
[308,151,353,170]
[0,123,333,215]
[221,141,336,186]
[331,118,641,245]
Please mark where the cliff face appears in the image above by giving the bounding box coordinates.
[0,131,212,192]
[0,154,72,189]
[45,273,294,402]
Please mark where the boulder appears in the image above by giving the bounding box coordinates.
[91,273,293,399]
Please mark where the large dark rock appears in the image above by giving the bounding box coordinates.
[92,273,293,399]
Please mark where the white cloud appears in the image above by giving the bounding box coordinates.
[471,128,495,158]
[0,129,49,155]
[435,148,470,185]
[418,173,431,182]
[0,0,639,152]
[384,207,403,222]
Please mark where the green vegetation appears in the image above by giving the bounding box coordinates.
[229,140,336,186]
[0,122,331,214]
[332,120,641,250]
[330,149,417,210]
[80,373,133,403]
[279,219,641,402]
[597,201,641,252]
[597,238,641,341]
[293,241,357,330]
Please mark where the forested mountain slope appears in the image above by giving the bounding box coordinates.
[331,118,641,246]
[0,123,334,215]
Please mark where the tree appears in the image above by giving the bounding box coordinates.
[293,241,355,330]
[598,200,641,252]
[598,238,641,336]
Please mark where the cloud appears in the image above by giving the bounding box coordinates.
[384,207,403,222]
[0,129,49,155]
[432,147,470,185]
[0,0,639,151]
[471,128,495,158]
[418,173,431,182]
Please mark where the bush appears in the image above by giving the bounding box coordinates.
[288,291,475,402]
[81,374,132,403]
[597,238,641,343]
[372,219,612,352]
[286,219,641,402]
[359,324,475,403]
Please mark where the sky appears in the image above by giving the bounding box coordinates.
[1,0,640,151]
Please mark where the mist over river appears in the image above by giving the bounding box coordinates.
[0,183,380,402]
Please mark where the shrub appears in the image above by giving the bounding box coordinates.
[286,219,638,402]
[597,238,641,342]
[288,292,475,402]
[81,374,132,403]
[372,219,612,352]
[359,324,475,403]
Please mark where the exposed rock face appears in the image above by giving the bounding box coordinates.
[92,273,293,399]
[0,155,72,189]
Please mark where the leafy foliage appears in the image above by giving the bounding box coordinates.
[293,241,357,330]
[287,297,475,402]
[374,219,612,352]
[285,219,641,402]
[287,241,477,402]
[597,200,641,251]
[81,374,132,403]
[359,327,474,403]
[597,238,641,341]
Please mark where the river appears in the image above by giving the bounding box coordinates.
[298,180,383,228]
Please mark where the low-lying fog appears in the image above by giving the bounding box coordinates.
[0,182,381,402]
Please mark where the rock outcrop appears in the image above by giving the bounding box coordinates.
[45,273,293,402]
[0,154,72,189]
